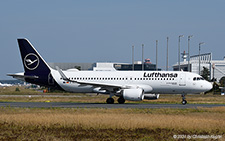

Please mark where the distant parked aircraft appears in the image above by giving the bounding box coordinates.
[0,82,12,87]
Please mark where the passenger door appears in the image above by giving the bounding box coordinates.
[179,73,186,86]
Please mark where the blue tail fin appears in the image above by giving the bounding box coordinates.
[18,38,51,86]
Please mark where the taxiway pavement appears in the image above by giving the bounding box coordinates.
[0,102,225,109]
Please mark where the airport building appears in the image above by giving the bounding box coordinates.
[48,59,158,71]
[173,52,225,82]
[48,62,94,71]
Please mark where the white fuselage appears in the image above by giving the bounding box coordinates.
[51,69,212,95]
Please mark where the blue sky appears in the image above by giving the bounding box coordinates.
[0,0,225,79]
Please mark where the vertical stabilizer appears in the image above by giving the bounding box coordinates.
[17,38,51,86]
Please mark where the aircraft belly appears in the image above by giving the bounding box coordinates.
[60,83,94,93]
[151,85,189,94]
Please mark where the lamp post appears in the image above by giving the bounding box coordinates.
[166,37,169,71]
[188,35,193,72]
[132,45,134,71]
[142,44,144,71]
[178,35,184,71]
[199,42,205,75]
[156,40,158,71]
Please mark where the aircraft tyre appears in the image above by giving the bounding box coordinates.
[106,98,114,104]
[118,97,125,104]
[182,100,187,105]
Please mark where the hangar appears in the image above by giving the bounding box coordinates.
[173,53,225,82]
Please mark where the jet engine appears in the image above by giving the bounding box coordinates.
[122,89,144,101]
[144,94,160,100]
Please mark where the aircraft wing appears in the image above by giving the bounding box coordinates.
[56,66,125,89]
[73,80,125,88]
[56,66,153,93]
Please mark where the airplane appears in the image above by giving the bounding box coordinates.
[0,82,12,87]
[8,38,213,105]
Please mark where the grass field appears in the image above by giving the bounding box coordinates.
[0,86,225,140]
[0,107,224,140]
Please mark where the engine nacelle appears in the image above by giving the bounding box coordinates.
[144,94,160,100]
[122,89,144,101]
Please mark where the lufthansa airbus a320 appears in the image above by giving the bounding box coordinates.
[8,39,212,105]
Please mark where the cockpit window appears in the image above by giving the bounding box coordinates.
[193,77,205,81]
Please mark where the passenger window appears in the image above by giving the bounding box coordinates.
[197,77,200,80]
[193,77,196,81]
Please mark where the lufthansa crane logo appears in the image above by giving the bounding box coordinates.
[24,53,40,70]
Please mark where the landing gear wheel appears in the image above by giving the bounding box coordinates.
[182,100,187,105]
[106,98,114,104]
[118,97,125,104]
[181,94,187,105]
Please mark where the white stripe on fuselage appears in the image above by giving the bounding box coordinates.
[51,69,212,94]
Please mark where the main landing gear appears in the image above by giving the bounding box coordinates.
[117,96,125,104]
[181,94,187,105]
[106,97,114,104]
[106,96,125,104]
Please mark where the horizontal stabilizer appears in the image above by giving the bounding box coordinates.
[7,73,39,81]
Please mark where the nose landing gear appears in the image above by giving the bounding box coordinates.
[181,94,187,105]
